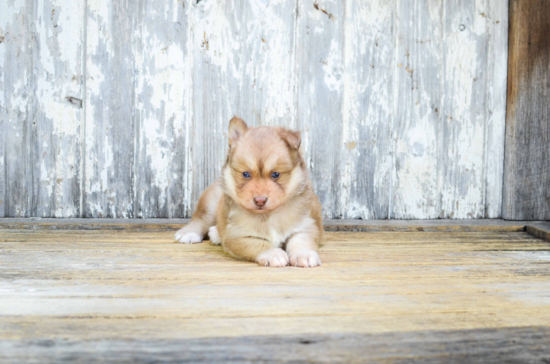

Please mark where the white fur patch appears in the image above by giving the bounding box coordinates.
[175,232,202,244]
[175,224,204,244]
[208,226,222,245]
[288,249,321,268]
[256,248,289,267]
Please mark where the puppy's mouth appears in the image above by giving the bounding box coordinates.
[248,205,271,214]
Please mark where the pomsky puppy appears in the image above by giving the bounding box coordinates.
[175,116,323,268]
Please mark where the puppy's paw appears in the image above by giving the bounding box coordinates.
[208,226,222,245]
[175,227,203,244]
[289,249,321,268]
[256,248,289,268]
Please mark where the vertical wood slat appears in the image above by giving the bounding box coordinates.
[503,0,550,220]
[391,0,443,219]
[133,0,191,218]
[340,0,394,219]
[32,0,84,217]
[0,0,34,217]
[296,0,344,219]
[391,0,508,219]
[84,0,138,218]
[1,0,511,219]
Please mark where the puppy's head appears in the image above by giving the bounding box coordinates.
[223,116,305,214]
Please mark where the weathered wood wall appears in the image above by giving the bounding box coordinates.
[503,0,550,220]
[0,0,509,219]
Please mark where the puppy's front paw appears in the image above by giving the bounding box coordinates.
[289,250,321,268]
[175,227,203,244]
[208,226,222,245]
[256,248,289,268]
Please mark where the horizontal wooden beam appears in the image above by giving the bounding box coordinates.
[0,218,540,233]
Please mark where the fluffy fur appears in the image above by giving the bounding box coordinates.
[175,116,323,268]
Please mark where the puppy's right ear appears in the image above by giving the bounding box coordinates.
[228,116,248,147]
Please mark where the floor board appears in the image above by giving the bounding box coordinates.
[1,228,550,362]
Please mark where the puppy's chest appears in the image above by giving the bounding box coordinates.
[229,212,303,247]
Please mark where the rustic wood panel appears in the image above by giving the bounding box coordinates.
[503,0,550,220]
[0,0,34,217]
[32,0,84,217]
[1,328,549,364]
[1,0,510,219]
[133,0,191,218]
[391,0,443,219]
[392,0,508,219]
[296,0,344,218]
[84,0,139,217]
[339,0,394,219]
[0,217,534,232]
[1,228,550,361]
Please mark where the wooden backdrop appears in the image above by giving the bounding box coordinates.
[0,0,509,219]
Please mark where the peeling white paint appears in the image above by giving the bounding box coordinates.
[1,0,509,219]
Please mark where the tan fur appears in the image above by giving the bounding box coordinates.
[175,116,323,267]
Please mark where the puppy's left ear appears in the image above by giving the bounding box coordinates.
[228,116,248,147]
[280,129,301,150]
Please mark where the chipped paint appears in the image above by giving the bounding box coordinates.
[1,0,508,219]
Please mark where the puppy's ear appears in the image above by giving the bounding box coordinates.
[280,129,301,150]
[228,116,248,147]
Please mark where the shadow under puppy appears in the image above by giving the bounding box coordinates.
[175,116,323,268]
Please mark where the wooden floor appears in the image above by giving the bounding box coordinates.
[1,222,550,363]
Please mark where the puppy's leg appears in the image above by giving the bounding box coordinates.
[208,226,222,245]
[175,181,222,244]
[286,225,322,268]
[224,238,289,267]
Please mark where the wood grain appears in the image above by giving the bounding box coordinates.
[1,327,550,364]
[0,218,532,232]
[339,0,394,219]
[32,0,84,217]
[503,0,550,220]
[0,0,34,217]
[1,228,550,362]
[296,0,344,219]
[133,0,191,218]
[1,0,511,219]
[84,0,139,217]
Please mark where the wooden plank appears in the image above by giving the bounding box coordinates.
[190,0,297,209]
[295,0,344,218]
[484,1,509,218]
[526,222,550,242]
[439,0,507,219]
[339,0,394,219]
[392,0,508,219]
[503,0,550,220]
[1,327,550,363]
[0,0,34,217]
[391,0,443,219]
[31,0,84,217]
[0,230,550,363]
[133,0,191,218]
[84,0,139,217]
[0,218,532,232]
[1,229,550,362]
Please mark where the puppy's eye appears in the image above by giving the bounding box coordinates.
[242,171,251,179]
[271,172,280,179]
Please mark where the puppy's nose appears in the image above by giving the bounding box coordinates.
[254,196,267,207]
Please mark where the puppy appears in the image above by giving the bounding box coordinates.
[175,116,323,268]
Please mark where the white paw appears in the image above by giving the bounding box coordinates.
[208,226,222,245]
[288,250,321,268]
[256,248,289,268]
[175,227,203,244]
